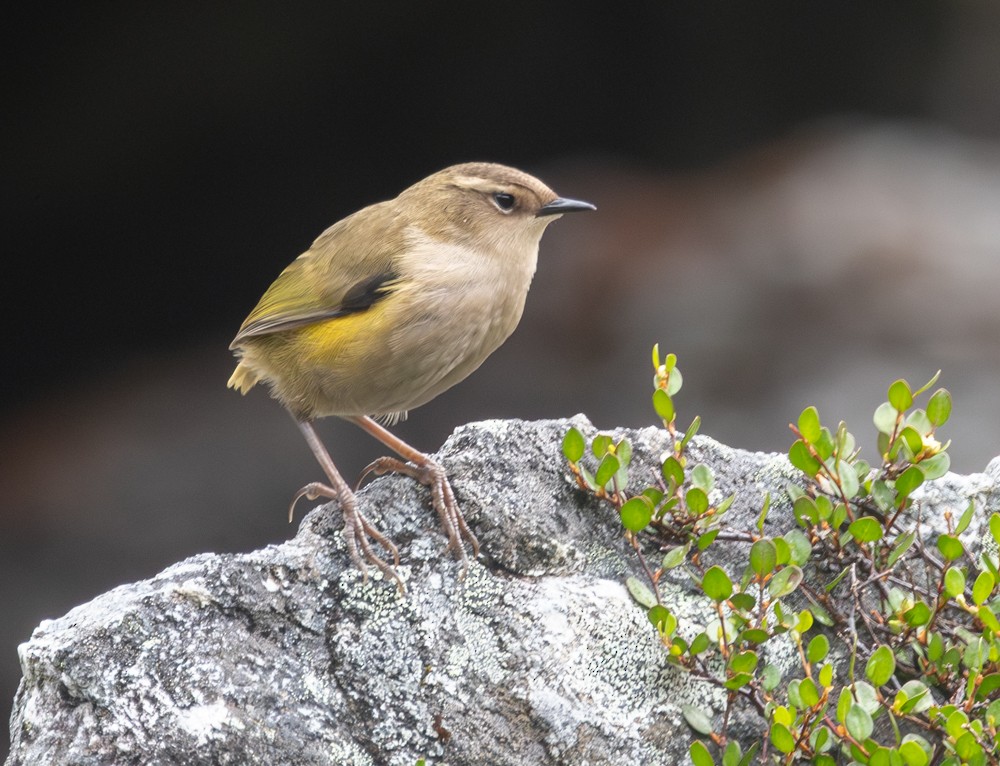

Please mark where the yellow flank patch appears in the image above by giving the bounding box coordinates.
[297,299,396,366]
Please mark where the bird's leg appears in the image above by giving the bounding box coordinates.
[295,419,403,591]
[347,415,480,574]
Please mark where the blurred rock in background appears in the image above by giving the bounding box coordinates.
[5,2,1000,756]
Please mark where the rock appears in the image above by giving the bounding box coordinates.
[7,417,999,765]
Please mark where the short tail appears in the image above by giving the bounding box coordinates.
[227,362,259,394]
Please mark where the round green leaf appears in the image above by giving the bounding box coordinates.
[783,529,812,566]
[662,543,690,570]
[620,495,653,533]
[689,740,714,766]
[936,534,964,561]
[768,566,803,599]
[686,487,709,515]
[849,516,883,544]
[702,566,733,602]
[927,388,952,427]
[973,570,995,606]
[682,704,714,735]
[729,650,759,674]
[799,677,820,707]
[798,406,822,443]
[653,388,675,422]
[899,738,929,766]
[895,465,924,500]
[648,605,675,635]
[761,663,781,691]
[730,592,756,613]
[626,576,657,609]
[874,401,899,435]
[888,379,913,412]
[750,539,778,576]
[845,703,874,741]
[561,427,585,463]
[772,536,791,566]
[903,601,931,627]
[594,453,620,488]
[592,433,613,458]
[919,451,950,480]
[866,645,896,687]
[789,440,821,477]
[943,566,965,598]
[807,634,830,663]
[769,723,795,754]
[662,455,684,487]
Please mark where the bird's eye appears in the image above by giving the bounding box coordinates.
[492,192,516,212]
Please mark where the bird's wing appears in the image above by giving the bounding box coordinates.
[230,205,402,348]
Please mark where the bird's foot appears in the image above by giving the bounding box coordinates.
[289,481,404,592]
[361,456,480,575]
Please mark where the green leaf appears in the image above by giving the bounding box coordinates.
[652,343,660,371]
[899,739,929,766]
[978,604,1000,634]
[697,530,720,551]
[680,416,700,450]
[721,741,741,766]
[913,370,942,397]
[648,605,676,637]
[799,677,820,707]
[976,673,1000,700]
[874,401,899,436]
[682,704,714,735]
[926,388,952,427]
[769,723,795,754]
[903,601,931,627]
[594,453,620,488]
[690,463,714,493]
[943,566,965,598]
[740,628,769,644]
[662,456,684,488]
[899,426,923,459]
[894,465,924,500]
[888,379,914,412]
[887,531,915,568]
[937,534,964,561]
[919,451,950,480]
[772,536,791,566]
[592,433,613,458]
[788,440,821,477]
[798,406,822,443]
[703,566,733,602]
[807,634,830,663]
[849,516,883,544]
[689,740,714,766]
[973,571,995,605]
[768,566,803,599]
[686,487,709,515]
[653,388,675,423]
[750,539,778,576]
[626,576,657,609]
[793,496,819,526]
[866,645,896,687]
[723,672,752,690]
[561,428,585,463]
[783,529,812,566]
[666,365,684,396]
[689,633,710,656]
[761,664,781,691]
[818,663,834,688]
[730,593,756,612]
[845,703,874,741]
[729,650,759,674]
[662,543,691,570]
[955,499,975,535]
[620,496,653,533]
[991,513,1000,549]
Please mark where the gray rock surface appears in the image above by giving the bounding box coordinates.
[7,417,1000,766]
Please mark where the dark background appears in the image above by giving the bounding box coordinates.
[5,2,1000,755]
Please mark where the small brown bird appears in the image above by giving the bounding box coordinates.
[228,162,594,588]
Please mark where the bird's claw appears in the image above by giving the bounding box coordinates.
[362,456,480,576]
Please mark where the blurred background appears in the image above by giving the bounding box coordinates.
[4,1,1000,752]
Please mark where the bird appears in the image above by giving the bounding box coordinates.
[228,162,595,589]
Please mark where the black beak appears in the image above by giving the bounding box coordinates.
[536,197,597,217]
